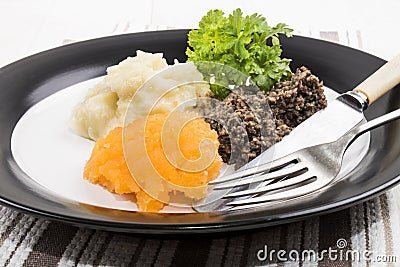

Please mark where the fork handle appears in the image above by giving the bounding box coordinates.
[355,108,400,137]
[354,54,400,104]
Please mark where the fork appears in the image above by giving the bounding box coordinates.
[194,107,400,211]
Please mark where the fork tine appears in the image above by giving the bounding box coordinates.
[208,154,299,186]
[213,162,308,190]
[222,171,314,198]
[227,202,270,211]
[226,178,328,206]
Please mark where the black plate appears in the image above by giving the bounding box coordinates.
[1,30,400,234]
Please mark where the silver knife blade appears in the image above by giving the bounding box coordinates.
[194,52,400,212]
[193,89,370,212]
[267,90,368,160]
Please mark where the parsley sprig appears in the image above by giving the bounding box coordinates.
[186,8,293,99]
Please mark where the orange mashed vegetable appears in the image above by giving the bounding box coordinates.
[84,112,222,212]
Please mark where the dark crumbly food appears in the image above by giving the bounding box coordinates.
[202,66,327,169]
[202,87,277,168]
[268,66,327,132]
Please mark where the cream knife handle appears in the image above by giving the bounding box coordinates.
[354,53,400,104]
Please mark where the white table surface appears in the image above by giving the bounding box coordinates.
[1,0,400,67]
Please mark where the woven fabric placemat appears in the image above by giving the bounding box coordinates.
[0,189,398,266]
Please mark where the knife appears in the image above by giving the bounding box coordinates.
[272,53,400,158]
[194,53,400,212]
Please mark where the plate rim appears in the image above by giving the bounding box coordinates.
[1,29,399,234]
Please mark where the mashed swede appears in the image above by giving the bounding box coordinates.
[69,50,210,140]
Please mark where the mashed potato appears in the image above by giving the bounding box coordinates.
[69,50,210,140]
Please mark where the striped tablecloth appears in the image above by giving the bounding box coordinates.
[1,27,399,266]
[0,188,399,266]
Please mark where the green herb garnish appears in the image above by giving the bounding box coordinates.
[186,8,293,99]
